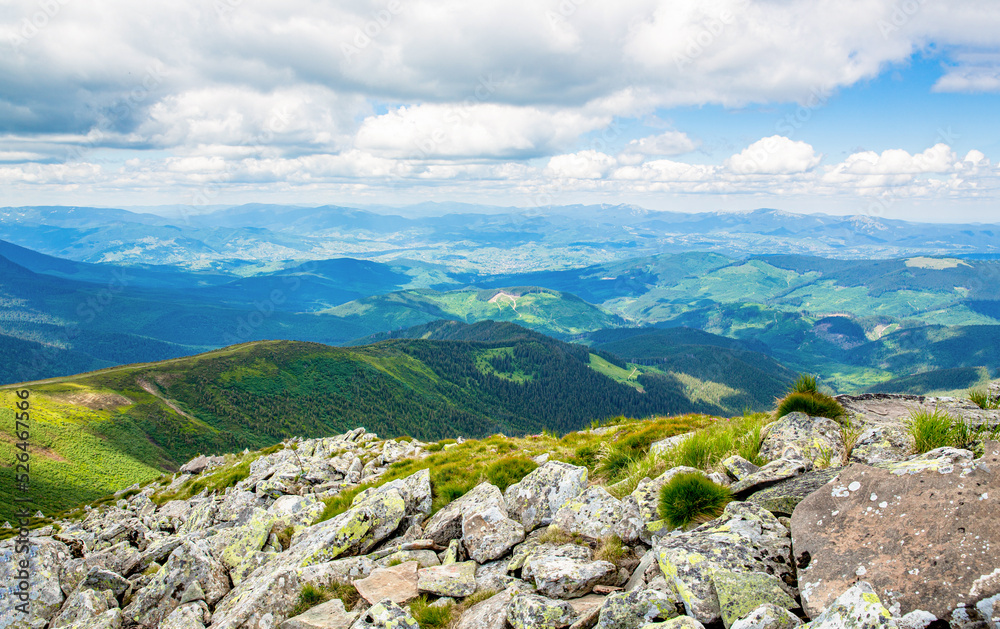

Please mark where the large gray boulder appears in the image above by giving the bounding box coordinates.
[462,504,525,564]
[0,537,70,629]
[122,541,229,627]
[456,586,521,629]
[49,588,117,629]
[505,461,588,532]
[655,502,794,624]
[522,544,616,599]
[803,582,897,629]
[423,482,505,545]
[759,412,841,462]
[595,587,680,629]
[551,486,626,540]
[507,592,576,629]
[296,487,407,566]
[209,566,302,629]
[791,443,1000,620]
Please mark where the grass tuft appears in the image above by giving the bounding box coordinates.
[969,388,1000,410]
[775,391,846,422]
[484,456,537,492]
[410,595,453,628]
[288,582,359,618]
[906,409,959,454]
[658,472,731,530]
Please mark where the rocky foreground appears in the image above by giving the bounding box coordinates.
[2,393,1000,629]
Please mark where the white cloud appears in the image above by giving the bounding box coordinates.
[546,150,618,179]
[354,103,609,159]
[725,136,822,174]
[624,131,699,156]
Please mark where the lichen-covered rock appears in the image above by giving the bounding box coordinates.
[423,483,505,545]
[475,560,517,593]
[897,610,937,629]
[730,459,810,497]
[0,537,70,629]
[298,556,375,587]
[456,586,520,629]
[377,549,439,569]
[723,456,761,482]
[803,582,897,629]
[849,425,912,466]
[876,446,975,475]
[82,567,130,597]
[280,597,359,629]
[49,588,117,629]
[209,566,301,629]
[160,601,210,629]
[505,461,589,532]
[522,544,616,599]
[759,413,841,463]
[349,599,420,629]
[59,608,123,629]
[297,487,406,566]
[791,445,1000,620]
[354,561,420,605]
[730,604,802,629]
[122,541,229,627]
[655,502,794,624]
[462,504,525,564]
[712,571,798,629]
[507,592,576,629]
[356,469,432,519]
[642,617,706,629]
[417,561,477,598]
[746,468,842,516]
[551,486,625,540]
[595,587,680,629]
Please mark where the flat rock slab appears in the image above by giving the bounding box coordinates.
[353,561,420,605]
[791,443,1000,620]
[746,468,842,516]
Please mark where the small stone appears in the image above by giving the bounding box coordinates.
[729,604,802,629]
[417,561,477,598]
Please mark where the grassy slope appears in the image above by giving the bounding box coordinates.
[2,323,781,521]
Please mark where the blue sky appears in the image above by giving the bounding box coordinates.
[1,0,999,221]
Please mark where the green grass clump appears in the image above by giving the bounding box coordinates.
[658,472,731,530]
[409,595,453,628]
[905,408,999,455]
[484,456,537,492]
[288,582,359,618]
[594,534,628,565]
[775,374,845,422]
[318,484,373,523]
[969,388,1000,410]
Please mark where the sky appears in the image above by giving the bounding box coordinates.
[1,0,1000,221]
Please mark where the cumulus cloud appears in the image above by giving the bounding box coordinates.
[725,136,822,174]
[623,131,699,156]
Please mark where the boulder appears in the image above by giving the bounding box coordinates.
[711,571,798,629]
[804,582,897,629]
[280,597,359,629]
[523,544,616,599]
[353,561,420,605]
[595,587,680,629]
[642,618,706,629]
[82,567,131,598]
[455,586,521,629]
[849,424,912,465]
[722,456,761,482]
[655,502,794,624]
[297,487,407,566]
[59,608,123,629]
[462,504,525,564]
[730,458,810,498]
[160,601,210,629]
[791,444,1000,620]
[417,561,477,598]
[423,483,505,545]
[475,560,517,593]
[551,486,626,540]
[49,588,117,629]
[745,468,842,516]
[507,592,577,629]
[0,537,70,629]
[759,413,841,462]
[729,604,802,629]
[180,455,211,475]
[505,461,589,532]
[349,599,420,629]
[209,567,301,629]
[122,541,229,627]
[377,549,439,569]
[356,469,432,518]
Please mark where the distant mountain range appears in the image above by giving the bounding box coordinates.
[1,204,998,273]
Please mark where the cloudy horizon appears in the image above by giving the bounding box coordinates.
[2,0,1000,221]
